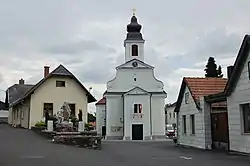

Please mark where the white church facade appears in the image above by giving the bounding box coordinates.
[96,14,167,140]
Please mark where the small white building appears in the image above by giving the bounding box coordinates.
[206,34,250,154]
[95,97,106,136]
[174,77,227,149]
[96,14,167,140]
[165,102,177,128]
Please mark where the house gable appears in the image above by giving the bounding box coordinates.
[225,35,250,96]
[174,78,200,113]
[12,64,96,107]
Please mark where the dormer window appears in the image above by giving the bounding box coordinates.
[132,44,138,56]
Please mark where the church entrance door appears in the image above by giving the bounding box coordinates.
[132,124,143,140]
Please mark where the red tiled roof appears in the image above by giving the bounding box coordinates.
[95,97,106,105]
[184,77,228,101]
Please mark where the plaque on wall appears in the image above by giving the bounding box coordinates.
[111,126,123,132]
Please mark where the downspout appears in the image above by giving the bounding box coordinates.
[150,94,152,139]
[28,97,30,129]
[122,94,125,139]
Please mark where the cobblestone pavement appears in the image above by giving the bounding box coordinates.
[1,124,250,166]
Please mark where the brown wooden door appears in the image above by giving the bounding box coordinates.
[211,112,229,143]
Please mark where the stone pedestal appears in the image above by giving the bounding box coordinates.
[47,120,53,131]
[78,121,84,132]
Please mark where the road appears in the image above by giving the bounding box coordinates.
[0,124,250,166]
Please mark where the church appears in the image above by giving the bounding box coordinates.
[95,13,167,140]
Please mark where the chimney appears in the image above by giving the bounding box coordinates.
[227,66,234,78]
[44,66,50,78]
[19,78,25,84]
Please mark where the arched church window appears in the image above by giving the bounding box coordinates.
[132,44,138,56]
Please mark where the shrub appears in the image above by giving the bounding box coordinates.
[35,121,46,129]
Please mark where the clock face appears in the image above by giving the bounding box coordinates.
[132,62,138,67]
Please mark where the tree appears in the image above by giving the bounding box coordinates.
[217,65,223,78]
[204,57,223,78]
[87,113,96,123]
[204,57,218,77]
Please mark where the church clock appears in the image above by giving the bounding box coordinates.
[132,61,138,67]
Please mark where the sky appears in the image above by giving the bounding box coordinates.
[0,0,250,113]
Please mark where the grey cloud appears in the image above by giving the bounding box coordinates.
[44,40,117,55]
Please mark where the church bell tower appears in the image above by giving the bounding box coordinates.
[124,11,145,62]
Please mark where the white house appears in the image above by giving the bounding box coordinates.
[95,97,106,136]
[174,77,227,149]
[96,14,167,140]
[206,35,250,154]
[7,64,96,129]
[165,102,177,128]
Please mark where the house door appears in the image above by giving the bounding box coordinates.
[132,124,143,140]
[211,112,229,150]
[101,126,106,137]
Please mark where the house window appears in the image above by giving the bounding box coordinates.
[248,62,250,80]
[241,103,250,133]
[132,44,138,56]
[43,103,53,117]
[68,103,76,117]
[190,114,195,134]
[169,112,171,119]
[56,80,65,87]
[173,113,176,118]
[134,104,142,113]
[182,115,187,134]
[185,92,189,104]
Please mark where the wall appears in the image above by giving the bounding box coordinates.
[0,110,9,123]
[107,68,164,93]
[106,95,123,139]
[124,40,145,62]
[29,77,88,128]
[177,86,212,149]
[96,104,106,135]
[124,94,151,140]
[19,99,30,128]
[165,105,177,125]
[227,52,250,153]
[8,108,12,124]
[151,95,165,139]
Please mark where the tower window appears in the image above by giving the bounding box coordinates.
[132,44,138,56]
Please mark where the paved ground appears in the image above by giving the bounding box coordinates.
[1,125,250,166]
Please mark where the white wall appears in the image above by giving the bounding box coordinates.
[106,95,123,139]
[124,94,151,140]
[107,68,164,93]
[227,52,250,153]
[96,104,106,135]
[124,40,145,62]
[165,105,177,125]
[177,86,212,149]
[29,77,89,128]
[151,95,165,138]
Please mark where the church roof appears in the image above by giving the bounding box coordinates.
[11,64,96,107]
[174,77,227,112]
[125,14,144,41]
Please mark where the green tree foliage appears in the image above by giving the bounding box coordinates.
[204,57,223,78]
[88,113,96,123]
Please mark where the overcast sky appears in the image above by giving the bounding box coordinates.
[0,0,249,113]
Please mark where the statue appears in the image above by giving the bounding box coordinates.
[78,109,83,121]
[56,102,71,123]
